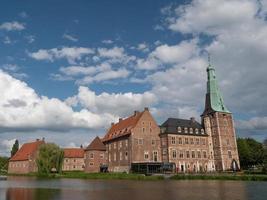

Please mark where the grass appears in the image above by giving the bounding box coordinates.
[170,173,267,181]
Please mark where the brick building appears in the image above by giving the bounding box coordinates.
[62,148,85,171]
[102,108,162,172]
[160,118,214,172]
[8,139,45,174]
[84,136,107,173]
[201,63,240,171]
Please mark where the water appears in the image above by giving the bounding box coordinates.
[0,176,266,200]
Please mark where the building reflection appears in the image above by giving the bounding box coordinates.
[6,188,60,200]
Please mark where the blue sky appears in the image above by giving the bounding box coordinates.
[0,0,267,155]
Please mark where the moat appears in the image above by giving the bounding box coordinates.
[0,176,266,200]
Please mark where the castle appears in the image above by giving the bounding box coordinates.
[8,63,240,174]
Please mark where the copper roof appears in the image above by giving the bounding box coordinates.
[64,148,84,158]
[10,140,45,161]
[102,111,144,142]
[86,136,106,151]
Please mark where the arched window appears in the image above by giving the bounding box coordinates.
[177,126,182,133]
[201,129,205,134]
[195,128,199,134]
[184,127,188,133]
[189,128,193,134]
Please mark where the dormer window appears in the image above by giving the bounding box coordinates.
[189,128,193,134]
[161,127,166,133]
[177,126,182,133]
[195,128,199,134]
[184,127,188,133]
[201,129,205,134]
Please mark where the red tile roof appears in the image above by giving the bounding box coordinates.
[64,148,84,158]
[102,111,144,142]
[10,140,45,161]
[86,136,106,151]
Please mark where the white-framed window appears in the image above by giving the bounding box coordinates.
[192,151,195,158]
[185,138,189,144]
[119,141,122,149]
[89,162,94,166]
[179,151,184,158]
[138,138,143,145]
[195,129,199,134]
[171,137,176,144]
[196,138,200,145]
[90,153,94,159]
[125,140,128,147]
[172,150,177,159]
[189,128,193,134]
[197,151,201,158]
[186,151,190,158]
[184,127,188,133]
[203,151,207,158]
[190,138,194,144]
[144,151,149,160]
[201,129,205,134]
[151,139,156,145]
[177,126,182,133]
[114,142,117,149]
[120,152,122,161]
[178,137,182,144]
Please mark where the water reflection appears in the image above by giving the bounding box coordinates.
[1,176,266,200]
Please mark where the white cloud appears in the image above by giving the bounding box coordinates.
[29,47,94,64]
[137,43,149,52]
[102,39,113,44]
[25,35,35,43]
[66,86,157,117]
[0,138,16,155]
[236,117,267,130]
[3,36,12,44]
[98,46,125,58]
[0,21,25,31]
[63,33,78,42]
[76,68,130,85]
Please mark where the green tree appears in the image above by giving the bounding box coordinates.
[237,138,265,169]
[0,156,8,174]
[36,143,64,175]
[263,138,267,173]
[10,139,19,157]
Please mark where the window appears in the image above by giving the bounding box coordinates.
[171,137,176,144]
[214,138,217,145]
[186,151,190,158]
[195,129,199,134]
[144,151,149,160]
[184,127,188,133]
[197,151,201,158]
[163,149,167,155]
[114,142,117,149]
[177,127,182,133]
[119,141,122,149]
[185,138,189,144]
[125,140,128,147]
[90,153,94,159]
[203,151,207,158]
[172,150,177,159]
[143,128,145,133]
[109,154,111,162]
[150,128,152,132]
[120,152,122,160]
[73,165,76,169]
[66,159,68,163]
[125,151,128,160]
[114,153,116,161]
[153,151,158,162]
[196,138,200,145]
[190,138,194,145]
[138,138,143,145]
[160,127,166,133]
[212,129,216,135]
[74,159,76,162]
[89,162,94,166]
[178,137,182,144]
[100,153,104,159]
[202,138,206,145]
[192,151,195,158]
[228,151,232,159]
[151,139,155,145]
[201,129,205,134]
[179,151,184,158]
[226,139,230,145]
[189,128,193,134]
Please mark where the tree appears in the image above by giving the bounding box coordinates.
[237,138,265,169]
[263,138,267,173]
[11,139,19,157]
[36,143,64,175]
[0,156,8,174]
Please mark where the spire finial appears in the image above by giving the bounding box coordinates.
[208,52,211,66]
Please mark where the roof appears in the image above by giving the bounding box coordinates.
[86,136,106,151]
[160,118,207,136]
[64,148,84,158]
[202,65,231,115]
[10,140,45,161]
[102,110,144,142]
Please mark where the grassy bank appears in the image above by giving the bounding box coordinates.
[8,172,164,181]
[170,173,267,181]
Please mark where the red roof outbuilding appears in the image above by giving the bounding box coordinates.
[64,148,84,158]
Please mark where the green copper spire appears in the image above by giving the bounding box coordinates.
[203,60,231,114]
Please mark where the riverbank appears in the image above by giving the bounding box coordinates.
[7,172,267,181]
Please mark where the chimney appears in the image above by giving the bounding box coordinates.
[134,110,139,116]
[80,144,83,149]
[190,117,195,123]
[111,122,114,126]
[42,137,45,141]
[119,118,123,122]
[36,139,40,141]
[144,107,149,111]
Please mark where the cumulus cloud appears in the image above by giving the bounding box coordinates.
[63,33,78,42]
[29,47,94,64]
[102,39,113,44]
[66,86,157,117]
[0,21,25,31]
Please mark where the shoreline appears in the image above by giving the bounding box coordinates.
[5,172,267,181]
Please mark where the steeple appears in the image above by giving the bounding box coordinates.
[202,59,230,115]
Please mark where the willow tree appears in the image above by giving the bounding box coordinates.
[11,139,19,157]
[37,143,64,175]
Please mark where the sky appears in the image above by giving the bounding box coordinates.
[0,0,267,156]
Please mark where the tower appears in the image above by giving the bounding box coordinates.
[201,62,240,171]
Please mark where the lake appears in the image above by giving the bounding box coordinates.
[0,176,266,200]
